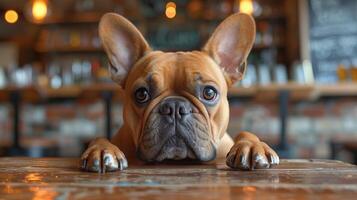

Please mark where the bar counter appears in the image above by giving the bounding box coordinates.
[0,158,356,199]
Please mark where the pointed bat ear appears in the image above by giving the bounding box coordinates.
[203,13,256,86]
[99,13,151,87]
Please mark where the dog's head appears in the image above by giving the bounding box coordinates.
[99,13,255,162]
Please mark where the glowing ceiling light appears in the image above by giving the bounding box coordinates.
[239,0,254,15]
[32,0,48,21]
[4,10,19,24]
[165,2,176,19]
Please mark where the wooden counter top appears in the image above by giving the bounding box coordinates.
[0,158,356,199]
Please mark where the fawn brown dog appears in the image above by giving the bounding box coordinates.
[81,12,279,173]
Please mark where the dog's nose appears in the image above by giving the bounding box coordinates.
[159,97,192,117]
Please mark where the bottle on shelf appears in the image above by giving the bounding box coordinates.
[336,64,348,82]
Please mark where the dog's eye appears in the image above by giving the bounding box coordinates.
[134,87,150,104]
[202,86,217,101]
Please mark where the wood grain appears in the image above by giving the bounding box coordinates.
[0,158,356,199]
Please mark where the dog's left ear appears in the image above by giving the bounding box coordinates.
[203,13,255,86]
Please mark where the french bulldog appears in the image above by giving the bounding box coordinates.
[81,12,279,173]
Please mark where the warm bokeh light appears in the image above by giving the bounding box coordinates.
[25,173,43,183]
[30,186,58,200]
[165,2,176,19]
[239,0,254,15]
[4,10,19,24]
[32,0,48,21]
[242,186,257,192]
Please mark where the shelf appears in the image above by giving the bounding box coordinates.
[316,83,357,97]
[1,83,356,102]
[228,86,257,97]
[197,14,286,24]
[35,46,104,54]
[253,44,285,50]
[229,83,315,101]
[229,83,357,100]
[35,44,284,54]
[39,85,83,98]
[0,83,121,102]
[38,12,103,25]
[255,14,286,22]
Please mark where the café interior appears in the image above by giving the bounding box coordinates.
[0,0,357,164]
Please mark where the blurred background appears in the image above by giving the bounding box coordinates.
[0,0,357,164]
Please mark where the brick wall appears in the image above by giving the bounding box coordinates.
[228,99,357,162]
[0,99,356,162]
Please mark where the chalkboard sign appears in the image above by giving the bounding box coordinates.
[308,0,357,83]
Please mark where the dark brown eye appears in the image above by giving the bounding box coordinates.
[202,86,217,101]
[134,87,150,104]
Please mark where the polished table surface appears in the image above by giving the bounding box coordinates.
[0,158,356,199]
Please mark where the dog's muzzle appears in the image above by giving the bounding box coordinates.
[138,96,216,162]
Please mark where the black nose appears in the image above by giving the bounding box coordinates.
[159,97,192,117]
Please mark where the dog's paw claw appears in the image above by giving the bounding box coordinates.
[81,145,128,173]
[226,140,279,170]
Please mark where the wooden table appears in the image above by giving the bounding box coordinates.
[0,158,356,199]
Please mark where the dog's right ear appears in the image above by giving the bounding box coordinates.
[99,13,151,87]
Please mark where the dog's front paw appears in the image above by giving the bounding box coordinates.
[226,140,279,170]
[80,141,128,173]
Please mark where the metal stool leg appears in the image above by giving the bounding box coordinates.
[277,90,290,158]
[7,91,26,156]
[102,91,113,140]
